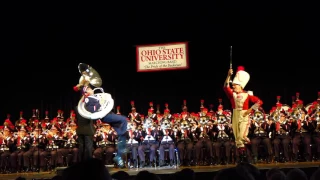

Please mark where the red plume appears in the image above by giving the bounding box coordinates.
[237,66,245,71]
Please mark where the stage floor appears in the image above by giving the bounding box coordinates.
[0,162,319,180]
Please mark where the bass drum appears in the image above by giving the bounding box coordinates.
[305,103,313,112]
[281,104,291,112]
[77,88,114,120]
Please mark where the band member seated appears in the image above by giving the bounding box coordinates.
[311,103,320,161]
[194,108,213,165]
[0,126,15,173]
[176,119,193,166]
[74,81,128,168]
[250,109,274,164]
[138,123,158,168]
[93,123,116,165]
[57,121,78,167]
[44,125,61,169]
[273,109,291,162]
[291,103,314,162]
[15,126,30,172]
[126,122,140,168]
[159,119,176,167]
[213,113,232,165]
[23,127,47,172]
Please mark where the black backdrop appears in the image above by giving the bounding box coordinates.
[2,1,320,121]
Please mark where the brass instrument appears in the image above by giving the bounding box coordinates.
[76,63,114,120]
[143,118,153,129]
[291,108,301,121]
[161,119,171,130]
[173,123,180,130]
[270,109,281,122]
[199,116,209,126]
[217,114,227,124]
[180,120,189,129]
[253,109,265,123]
[127,122,134,131]
[312,111,320,124]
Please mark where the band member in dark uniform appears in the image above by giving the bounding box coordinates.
[213,113,232,165]
[273,110,291,162]
[74,107,95,162]
[0,126,15,173]
[44,125,61,169]
[194,108,213,165]
[250,115,274,164]
[93,123,116,165]
[126,123,140,168]
[138,125,158,168]
[22,127,44,172]
[176,119,193,166]
[15,126,30,172]
[159,120,176,167]
[291,103,314,162]
[311,105,320,160]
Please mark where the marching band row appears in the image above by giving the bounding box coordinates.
[0,92,320,173]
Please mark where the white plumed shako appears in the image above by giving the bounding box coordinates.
[232,66,250,89]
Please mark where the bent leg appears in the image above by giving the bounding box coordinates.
[101,113,127,136]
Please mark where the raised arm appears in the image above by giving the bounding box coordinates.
[224,69,233,87]
[223,69,234,99]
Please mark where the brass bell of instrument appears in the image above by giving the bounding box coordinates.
[161,119,171,130]
[180,120,189,129]
[78,63,102,87]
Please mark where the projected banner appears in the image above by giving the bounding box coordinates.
[136,42,189,72]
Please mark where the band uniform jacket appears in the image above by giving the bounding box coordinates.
[126,131,141,144]
[190,127,201,142]
[291,118,314,135]
[212,124,231,141]
[178,129,192,143]
[134,130,145,143]
[275,121,291,136]
[128,112,141,125]
[250,122,276,139]
[84,96,101,113]
[96,131,115,143]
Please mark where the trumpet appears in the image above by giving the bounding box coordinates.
[30,133,35,138]
[65,127,71,132]
[291,108,302,121]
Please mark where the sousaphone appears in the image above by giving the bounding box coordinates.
[77,63,114,120]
